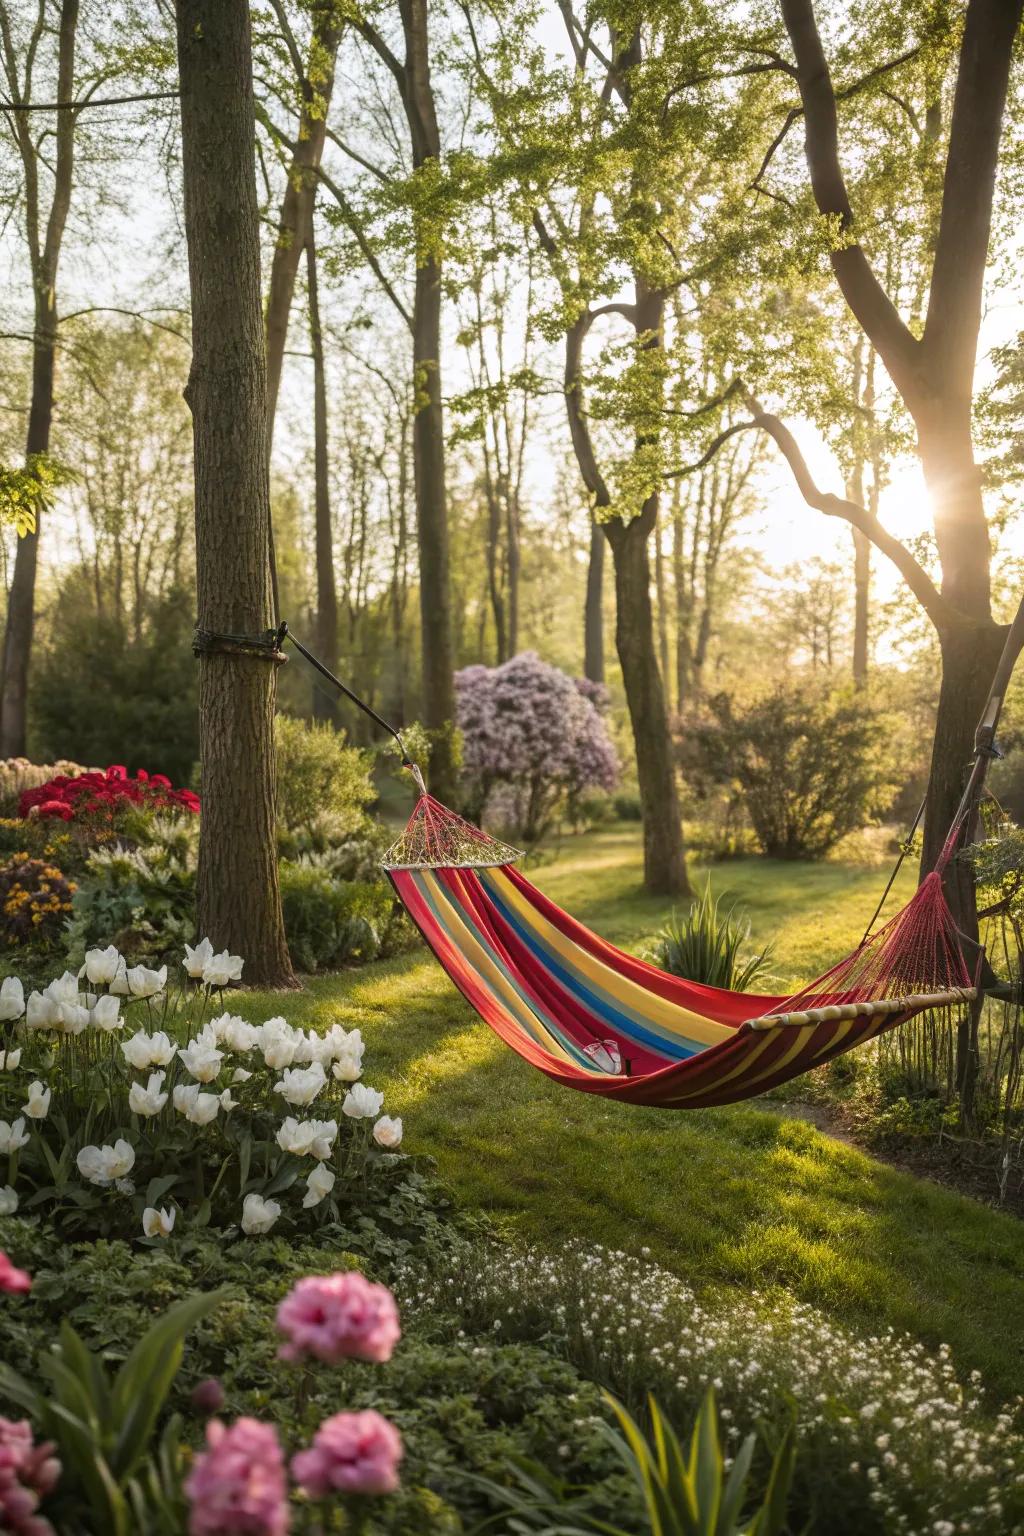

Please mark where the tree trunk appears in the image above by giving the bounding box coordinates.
[307,231,339,725]
[852,527,870,683]
[506,477,521,657]
[175,0,295,987]
[584,519,605,683]
[412,254,457,798]
[606,511,690,896]
[0,334,51,756]
[0,0,78,757]
[654,523,671,710]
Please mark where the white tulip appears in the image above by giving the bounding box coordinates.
[231,1067,252,1085]
[276,1116,338,1160]
[201,951,244,988]
[45,972,80,1006]
[82,945,123,986]
[0,1048,21,1071]
[56,1002,90,1035]
[373,1115,403,1149]
[173,1083,220,1126]
[22,1081,50,1120]
[0,1118,29,1154]
[302,1164,335,1209]
[90,994,122,1033]
[273,1061,326,1108]
[240,1192,280,1235]
[0,976,24,1022]
[128,1071,168,1117]
[183,937,215,980]
[259,1018,297,1070]
[343,1082,384,1120]
[210,1013,257,1052]
[0,1184,17,1215]
[25,991,60,1030]
[331,1049,363,1084]
[178,1040,224,1084]
[77,1138,135,1186]
[142,1205,175,1238]
[126,964,167,999]
[122,1030,177,1070]
[219,1089,238,1113]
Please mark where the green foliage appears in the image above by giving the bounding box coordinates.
[31,589,199,787]
[682,685,901,860]
[65,819,198,969]
[0,1287,222,1535]
[612,793,643,822]
[478,1389,796,1536]
[279,858,406,971]
[274,713,377,836]
[650,880,773,991]
[0,453,72,537]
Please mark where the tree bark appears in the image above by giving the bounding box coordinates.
[584,519,605,683]
[0,0,78,756]
[307,230,339,725]
[606,509,690,895]
[175,0,295,987]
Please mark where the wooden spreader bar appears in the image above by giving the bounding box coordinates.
[744,987,978,1032]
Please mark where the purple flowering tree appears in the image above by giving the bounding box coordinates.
[456,652,618,843]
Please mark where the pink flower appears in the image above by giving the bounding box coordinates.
[184,1418,289,1536]
[291,1411,403,1498]
[276,1272,400,1366]
[0,1252,31,1294]
[0,1417,60,1536]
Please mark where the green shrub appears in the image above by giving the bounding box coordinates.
[279,859,406,971]
[65,819,199,968]
[612,792,643,822]
[649,880,773,991]
[275,714,376,837]
[30,589,199,787]
[680,684,901,860]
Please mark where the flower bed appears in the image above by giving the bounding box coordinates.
[0,938,420,1243]
[19,764,199,823]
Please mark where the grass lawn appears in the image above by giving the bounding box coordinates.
[243,826,1024,1399]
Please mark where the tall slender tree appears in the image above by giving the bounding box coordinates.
[0,0,79,756]
[175,0,295,986]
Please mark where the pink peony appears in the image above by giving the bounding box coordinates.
[0,1252,31,1294]
[184,1418,289,1536]
[276,1272,400,1366]
[291,1411,403,1498]
[0,1417,60,1536]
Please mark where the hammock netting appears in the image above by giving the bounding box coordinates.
[384,794,977,1110]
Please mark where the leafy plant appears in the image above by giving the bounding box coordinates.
[0,1289,224,1535]
[0,853,77,946]
[473,1389,796,1536]
[275,714,377,837]
[279,860,404,971]
[681,685,900,860]
[650,881,773,991]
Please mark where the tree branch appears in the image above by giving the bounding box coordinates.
[780,0,921,398]
[745,389,951,630]
[315,165,412,331]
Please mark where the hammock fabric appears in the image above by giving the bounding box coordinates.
[384,794,977,1109]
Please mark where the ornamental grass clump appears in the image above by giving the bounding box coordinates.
[397,1242,1024,1535]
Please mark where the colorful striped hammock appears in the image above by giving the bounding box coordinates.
[384,795,976,1110]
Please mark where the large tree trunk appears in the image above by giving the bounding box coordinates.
[606,510,690,896]
[176,0,295,987]
[584,520,605,683]
[307,231,339,725]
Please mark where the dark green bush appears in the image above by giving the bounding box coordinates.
[275,714,377,837]
[680,684,901,859]
[279,859,408,971]
[612,792,642,821]
[30,587,199,787]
